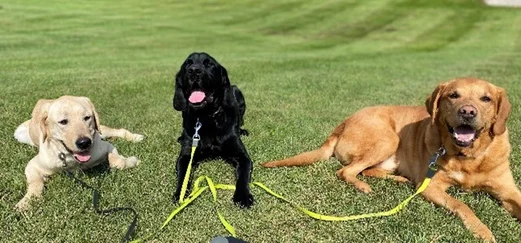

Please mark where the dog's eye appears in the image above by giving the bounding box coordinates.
[185,60,193,66]
[480,96,491,102]
[84,116,91,121]
[203,59,213,67]
[449,92,460,99]
[58,119,68,125]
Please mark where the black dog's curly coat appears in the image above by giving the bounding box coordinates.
[172,52,254,208]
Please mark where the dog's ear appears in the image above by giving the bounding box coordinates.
[425,83,447,124]
[221,65,230,87]
[173,70,187,111]
[492,87,511,136]
[38,111,49,144]
[32,99,52,143]
[81,97,101,133]
[220,65,234,108]
[31,99,53,120]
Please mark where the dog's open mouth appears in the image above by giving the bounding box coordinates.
[73,151,91,163]
[447,124,482,147]
[188,91,206,104]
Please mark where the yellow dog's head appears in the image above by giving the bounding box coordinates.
[34,96,101,163]
[426,78,510,151]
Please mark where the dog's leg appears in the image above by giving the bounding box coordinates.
[486,171,521,220]
[15,159,46,210]
[335,133,399,193]
[336,163,374,193]
[106,143,140,169]
[422,180,495,242]
[224,138,254,208]
[173,146,197,203]
[361,168,409,183]
[99,125,144,142]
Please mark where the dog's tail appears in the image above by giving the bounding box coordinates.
[14,121,35,146]
[262,122,345,168]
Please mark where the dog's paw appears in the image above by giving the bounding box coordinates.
[14,199,29,211]
[233,190,254,208]
[172,189,191,204]
[473,224,496,243]
[239,129,249,136]
[172,192,180,204]
[131,134,145,143]
[125,156,140,168]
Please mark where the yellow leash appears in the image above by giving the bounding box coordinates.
[179,120,202,203]
[132,120,446,242]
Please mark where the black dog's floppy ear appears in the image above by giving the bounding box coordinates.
[220,65,234,108]
[173,70,187,111]
[221,65,230,87]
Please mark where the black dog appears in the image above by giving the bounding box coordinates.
[172,52,254,208]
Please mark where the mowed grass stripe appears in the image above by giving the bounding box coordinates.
[319,0,412,41]
[259,1,359,35]
[275,0,405,50]
[219,0,307,26]
[333,8,453,53]
[445,10,521,52]
[407,9,482,52]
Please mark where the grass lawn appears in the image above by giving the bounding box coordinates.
[2,0,521,242]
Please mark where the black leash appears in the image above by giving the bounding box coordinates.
[64,170,138,243]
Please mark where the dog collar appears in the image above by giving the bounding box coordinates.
[210,106,223,118]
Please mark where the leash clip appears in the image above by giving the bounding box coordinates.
[428,147,446,171]
[192,119,202,147]
[58,152,67,167]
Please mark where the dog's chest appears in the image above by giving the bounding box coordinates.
[443,157,492,189]
[446,169,490,190]
[448,171,466,184]
[197,135,225,155]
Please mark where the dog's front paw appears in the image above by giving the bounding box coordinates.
[172,191,180,204]
[172,189,191,204]
[233,189,254,208]
[473,224,496,243]
[14,198,29,211]
[131,134,145,143]
[239,129,249,136]
[125,156,140,168]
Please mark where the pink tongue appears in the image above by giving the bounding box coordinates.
[188,91,206,103]
[454,126,475,142]
[74,153,91,163]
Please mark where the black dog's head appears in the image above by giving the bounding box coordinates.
[173,52,230,111]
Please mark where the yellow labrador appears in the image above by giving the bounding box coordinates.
[14,95,144,210]
[263,78,519,242]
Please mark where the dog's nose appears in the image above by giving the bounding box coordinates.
[188,65,202,75]
[75,137,92,150]
[458,105,477,119]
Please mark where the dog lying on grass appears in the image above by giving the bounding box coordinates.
[14,95,144,210]
[172,52,254,208]
[264,78,520,242]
